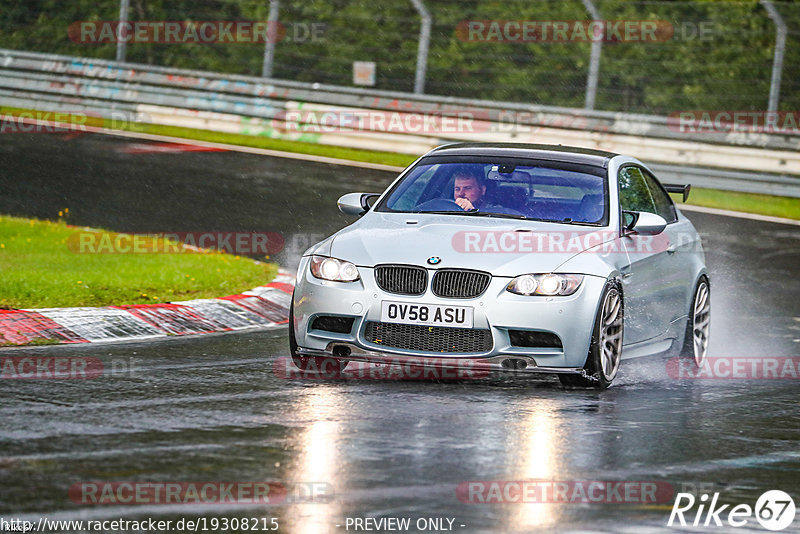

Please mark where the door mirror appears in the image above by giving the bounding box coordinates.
[338,193,381,216]
[623,211,667,235]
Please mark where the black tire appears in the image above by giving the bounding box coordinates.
[288,294,347,378]
[559,281,624,389]
[288,291,300,357]
[679,276,710,367]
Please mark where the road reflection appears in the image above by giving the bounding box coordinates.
[283,386,346,534]
[507,399,562,529]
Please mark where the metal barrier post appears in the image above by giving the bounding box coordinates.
[761,0,786,112]
[582,0,602,111]
[410,0,431,94]
[262,0,280,78]
[116,0,130,62]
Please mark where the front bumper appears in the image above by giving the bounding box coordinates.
[293,257,607,373]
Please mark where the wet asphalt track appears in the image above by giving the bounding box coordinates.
[1,132,799,533]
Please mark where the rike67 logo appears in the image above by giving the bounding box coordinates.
[668,490,796,531]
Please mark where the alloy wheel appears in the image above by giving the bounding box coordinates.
[692,281,710,366]
[599,288,623,380]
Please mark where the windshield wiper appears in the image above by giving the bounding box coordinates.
[416,211,600,224]
[531,217,602,226]
[421,209,529,220]
[459,211,530,220]
[418,210,470,215]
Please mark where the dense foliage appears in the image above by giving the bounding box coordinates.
[1,0,797,114]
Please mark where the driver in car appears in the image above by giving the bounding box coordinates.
[453,170,498,211]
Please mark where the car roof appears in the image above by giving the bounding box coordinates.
[427,143,617,168]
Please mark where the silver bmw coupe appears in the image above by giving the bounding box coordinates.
[289,143,710,388]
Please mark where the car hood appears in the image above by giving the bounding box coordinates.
[327,212,615,277]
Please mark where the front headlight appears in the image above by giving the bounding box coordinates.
[310,255,360,282]
[506,273,583,296]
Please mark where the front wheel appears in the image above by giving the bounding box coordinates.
[680,276,710,367]
[559,282,624,389]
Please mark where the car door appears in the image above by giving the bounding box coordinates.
[617,165,679,344]
[641,168,697,326]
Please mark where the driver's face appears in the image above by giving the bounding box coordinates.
[454,177,485,204]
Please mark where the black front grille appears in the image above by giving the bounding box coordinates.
[364,321,492,353]
[431,269,491,298]
[374,265,427,295]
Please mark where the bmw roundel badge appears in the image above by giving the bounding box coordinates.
[427,256,442,265]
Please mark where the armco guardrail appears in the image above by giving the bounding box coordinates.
[3,48,800,149]
[1,48,799,197]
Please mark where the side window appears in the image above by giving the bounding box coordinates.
[642,170,678,223]
[618,166,656,214]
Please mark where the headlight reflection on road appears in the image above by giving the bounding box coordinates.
[284,387,345,534]
[508,399,563,529]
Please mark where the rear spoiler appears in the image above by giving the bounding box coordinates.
[664,184,691,202]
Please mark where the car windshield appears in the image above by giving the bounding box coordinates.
[376,157,608,225]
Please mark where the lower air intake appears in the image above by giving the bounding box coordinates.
[508,330,563,349]
[364,321,492,353]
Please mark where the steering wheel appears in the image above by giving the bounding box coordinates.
[413,198,466,212]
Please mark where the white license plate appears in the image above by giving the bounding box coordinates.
[380,301,474,329]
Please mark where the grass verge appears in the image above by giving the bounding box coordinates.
[2,106,798,219]
[672,188,800,220]
[0,215,278,309]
